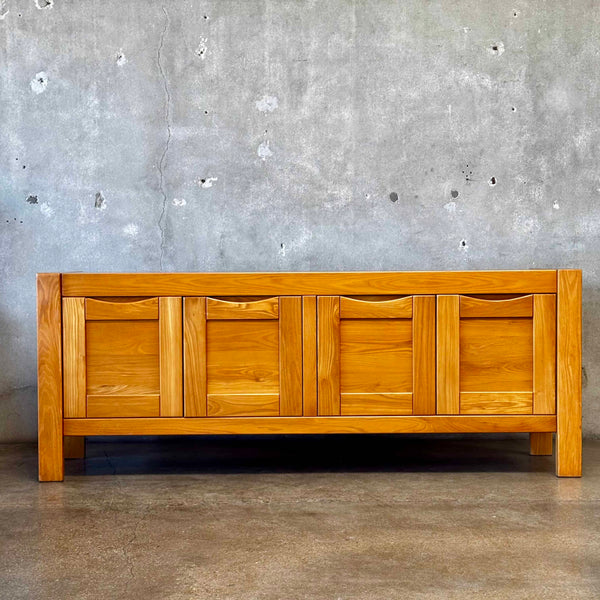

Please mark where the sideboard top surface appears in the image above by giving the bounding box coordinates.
[54,270,565,296]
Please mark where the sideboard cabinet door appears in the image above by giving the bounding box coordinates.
[63,297,183,418]
[316,296,436,416]
[437,294,556,415]
[184,297,302,417]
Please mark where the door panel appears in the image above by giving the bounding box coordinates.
[317,295,435,416]
[437,294,556,415]
[63,297,183,418]
[184,296,303,417]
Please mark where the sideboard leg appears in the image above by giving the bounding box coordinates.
[556,270,582,477]
[37,273,64,482]
[64,436,85,459]
[530,432,553,455]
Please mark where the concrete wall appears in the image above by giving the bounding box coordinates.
[1,0,598,441]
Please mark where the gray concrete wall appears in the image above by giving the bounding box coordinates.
[1,0,598,442]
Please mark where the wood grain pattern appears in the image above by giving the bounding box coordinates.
[65,415,557,436]
[556,269,582,477]
[459,319,533,392]
[460,295,533,318]
[413,296,436,415]
[437,295,460,414]
[459,392,533,415]
[87,394,160,417]
[159,297,183,417]
[533,294,556,414]
[206,320,280,394]
[317,296,340,415]
[37,273,64,481]
[183,297,207,417]
[207,394,279,417]
[279,297,303,416]
[340,319,412,393]
[64,436,85,459]
[85,297,158,320]
[339,296,412,319]
[86,321,160,395]
[302,296,318,416]
[62,270,558,297]
[340,393,412,415]
[530,432,553,456]
[206,296,279,320]
[63,297,86,418]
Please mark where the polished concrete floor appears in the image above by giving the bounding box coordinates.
[0,435,598,599]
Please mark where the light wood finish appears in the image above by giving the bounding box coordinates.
[339,296,412,319]
[556,269,582,477]
[340,319,413,393]
[86,321,160,396]
[460,318,533,392]
[207,394,280,417]
[206,320,280,394]
[279,297,303,416]
[87,394,160,418]
[62,270,558,297]
[317,296,341,415]
[302,296,318,416]
[533,294,556,414]
[85,297,158,320]
[37,273,64,481]
[64,415,557,436]
[459,392,533,415]
[159,297,183,417]
[413,296,436,415]
[530,432,553,456]
[459,295,533,318]
[183,297,207,417]
[340,393,413,415]
[63,297,86,418]
[437,295,460,414]
[206,296,279,320]
[64,436,85,459]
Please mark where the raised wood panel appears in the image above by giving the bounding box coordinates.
[339,296,412,319]
[207,394,279,417]
[302,296,318,416]
[341,393,412,416]
[65,415,557,436]
[37,273,64,481]
[460,295,533,318]
[206,320,280,394]
[159,297,183,417]
[86,321,160,396]
[340,319,412,393]
[533,294,557,414]
[557,270,582,477]
[62,270,558,297]
[85,297,158,320]
[459,318,533,392]
[436,295,460,414]
[87,394,160,418]
[413,296,436,415]
[183,297,207,417]
[279,297,303,416]
[459,392,533,415]
[317,296,340,415]
[206,297,279,320]
[63,297,86,418]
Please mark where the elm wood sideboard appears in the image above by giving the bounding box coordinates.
[36,270,582,481]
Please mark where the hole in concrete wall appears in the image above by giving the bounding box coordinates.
[389,192,398,202]
[26,195,38,204]
[451,190,459,198]
[489,177,497,186]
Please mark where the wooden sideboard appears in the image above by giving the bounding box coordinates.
[37,270,582,480]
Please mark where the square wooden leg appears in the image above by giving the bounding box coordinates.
[64,436,85,459]
[530,432,553,456]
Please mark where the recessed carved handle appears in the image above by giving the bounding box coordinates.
[460,295,533,318]
[85,297,159,320]
[339,296,413,319]
[206,297,279,320]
